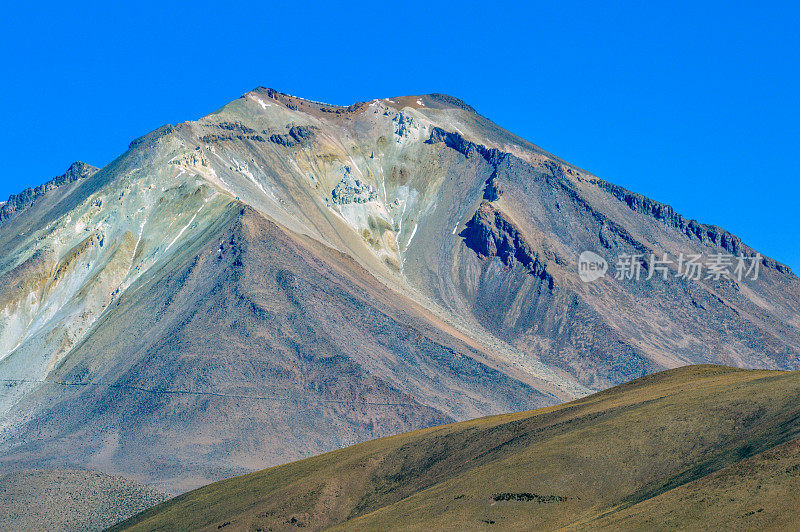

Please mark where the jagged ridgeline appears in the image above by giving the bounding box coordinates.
[0,161,98,222]
[0,88,798,493]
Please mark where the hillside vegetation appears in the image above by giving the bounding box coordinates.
[113,365,800,530]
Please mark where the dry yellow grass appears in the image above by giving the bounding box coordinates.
[112,365,800,531]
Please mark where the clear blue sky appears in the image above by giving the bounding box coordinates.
[1,1,798,270]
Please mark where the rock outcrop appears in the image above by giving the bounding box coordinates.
[596,180,791,273]
[0,161,98,224]
[331,168,377,204]
[267,125,316,147]
[464,201,552,286]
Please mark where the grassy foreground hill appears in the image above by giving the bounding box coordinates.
[112,365,800,531]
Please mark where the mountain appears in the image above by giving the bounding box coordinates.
[111,365,800,531]
[0,89,798,492]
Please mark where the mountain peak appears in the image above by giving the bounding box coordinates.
[244,87,476,115]
[62,160,98,180]
[423,93,476,112]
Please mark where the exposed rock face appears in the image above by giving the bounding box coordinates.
[200,121,266,143]
[393,111,414,139]
[216,121,257,134]
[267,125,316,147]
[0,161,98,224]
[596,180,791,272]
[464,201,551,286]
[427,126,507,201]
[288,124,315,143]
[331,169,378,204]
[483,172,503,201]
[427,126,507,166]
[0,88,797,494]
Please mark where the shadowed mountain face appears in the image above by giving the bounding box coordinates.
[111,366,800,531]
[0,89,798,491]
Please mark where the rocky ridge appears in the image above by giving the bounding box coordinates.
[0,161,98,224]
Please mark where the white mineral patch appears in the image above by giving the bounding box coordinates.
[404,223,418,251]
[254,97,271,109]
[165,198,208,252]
[348,156,363,177]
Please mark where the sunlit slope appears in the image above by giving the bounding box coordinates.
[586,437,800,530]
[113,365,800,531]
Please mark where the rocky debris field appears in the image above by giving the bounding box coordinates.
[0,469,167,531]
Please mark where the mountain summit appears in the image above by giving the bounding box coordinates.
[0,89,798,491]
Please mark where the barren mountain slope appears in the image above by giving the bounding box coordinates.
[0,206,556,492]
[0,469,166,532]
[0,89,798,491]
